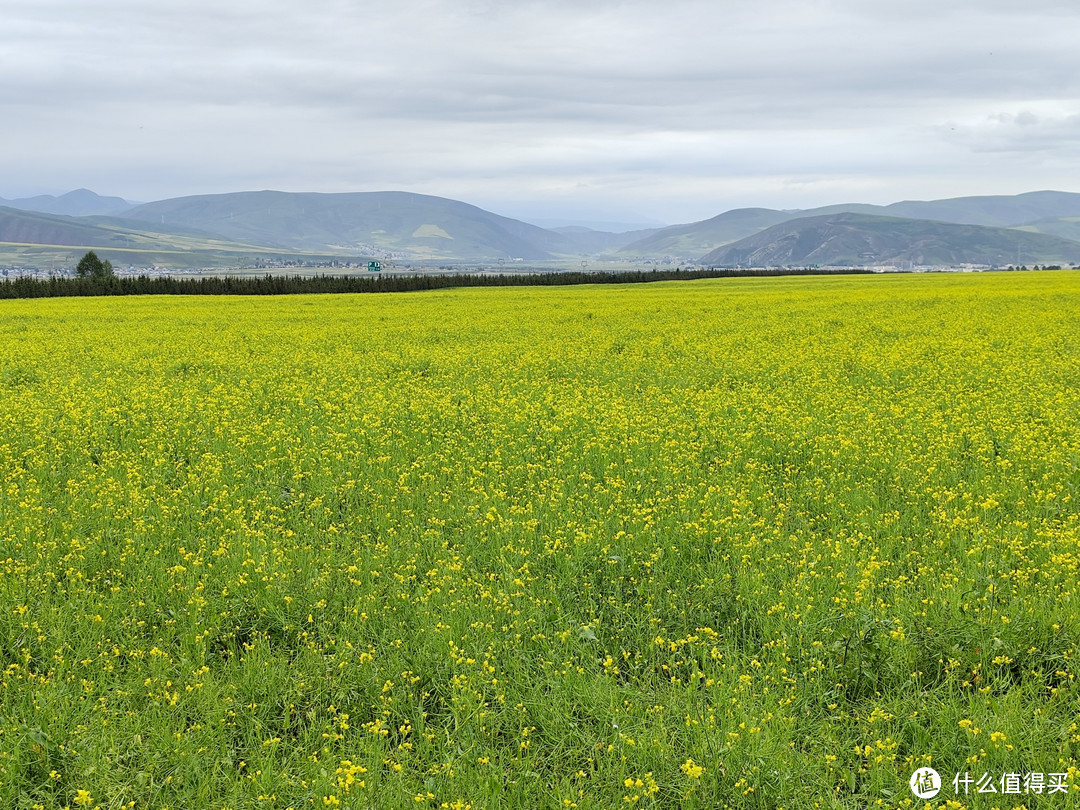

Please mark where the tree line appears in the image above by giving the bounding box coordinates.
[0,266,874,299]
[0,257,873,300]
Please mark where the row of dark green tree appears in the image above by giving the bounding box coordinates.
[0,252,872,299]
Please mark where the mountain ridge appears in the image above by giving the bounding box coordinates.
[122,190,575,260]
[699,212,1080,267]
[621,190,1080,259]
[3,188,1080,267]
[0,188,135,217]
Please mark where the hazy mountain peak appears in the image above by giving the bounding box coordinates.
[3,188,1080,267]
[0,188,134,217]
[700,212,1080,267]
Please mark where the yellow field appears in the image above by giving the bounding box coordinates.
[0,272,1078,808]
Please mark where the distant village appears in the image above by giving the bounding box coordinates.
[0,257,1073,281]
[0,263,1071,281]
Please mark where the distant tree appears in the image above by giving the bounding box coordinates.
[75,250,115,280]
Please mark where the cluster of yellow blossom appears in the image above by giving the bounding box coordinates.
[0,271,1077,807]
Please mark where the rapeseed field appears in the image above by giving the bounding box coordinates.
[0,271,1078,809]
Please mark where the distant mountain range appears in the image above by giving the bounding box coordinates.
[617,208,793,257]
[0,204,336,269]
[0,188,134,217]
[700,213,1080,268]
[122,191,623,260]
[618,191,1080,260]
[2,188,1080,268]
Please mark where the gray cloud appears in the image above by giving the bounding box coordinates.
[2,0,1079,223]
[941,109,1080,158]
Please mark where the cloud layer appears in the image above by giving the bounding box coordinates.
[3,0,1079,224]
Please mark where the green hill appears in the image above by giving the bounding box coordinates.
[622,191,1080,259]
[8,188,1080,268]
[778,191,1080,229]
[0,206,360,269]
[0,205,143,249]
[1016,216,1080,243]
[699,213,1080,267]
[617,208,792,258]
[0,206,248,251]
[878,190,1080,227]
[123,191,581,261]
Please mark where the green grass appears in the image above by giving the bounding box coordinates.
[0,272,1078,808]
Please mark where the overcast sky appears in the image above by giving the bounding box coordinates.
[3,0,1079,226]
